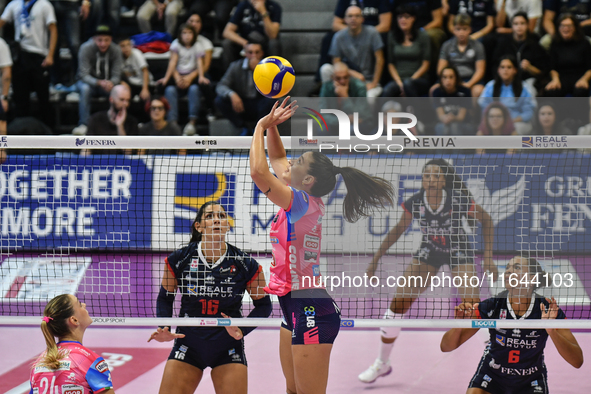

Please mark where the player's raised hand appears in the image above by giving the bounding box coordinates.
[221,313,244,340]
[454,302,478,319]
[259,97,298,130]
[541,297,559,320]
[147,327,185,342]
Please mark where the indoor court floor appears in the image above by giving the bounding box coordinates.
[1,326,590,393]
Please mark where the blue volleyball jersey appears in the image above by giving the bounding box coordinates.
[165,242,261,340]
[402,188,475,254]
[476,291,565,378]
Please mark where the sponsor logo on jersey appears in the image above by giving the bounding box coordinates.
[62,384,84,394]
[496,334,506,346]
[228,348,236,355]
[304,250,318,263]
[304,306,316,328]
[34,361,71,373]
[32,389,39,394]
[270,237,279,244]
[304,234,320,250]
[527,331,540,338]
[190,258,199,271]
[180,345,188,352]
[96,361,109,373]
[499,309,507,319]
[301,192,308,203]
[489,358,501,369]
[304,327,319,344]
[506,338,538,349]
[483,375,492,382]
[481,381,489,388]
[188,284,198,295]
[500,366,539,376]
[312,264,320,276]
[512,328,521,337]
[219,265,237,276]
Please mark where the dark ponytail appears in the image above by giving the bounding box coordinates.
[189,201,223,243]
[423,158,472,198]
[308,151,395,223]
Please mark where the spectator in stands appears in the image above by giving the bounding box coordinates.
[119,37,152,102]
[49,0,90,85]
[431,66,473,135]
[476,101,517,153]
[187,14,213,76]
[0,0,56,126]
[314,0,391,93]
[437,14,485,98]
[187,13,216,110]
[382,6,430,97]
[493,12,548,95]
[158,24,209,136]
[545,14,591,97]
[81,84,138,155]
[140,96,180,136]
[391,0,446,70]
[542,0,591,49]
[214,41,274,135]
[479,55,536,135]
[320,6,384,98]
[188,0,238,39]
[137,0,183,38]
[0,37,11,129]
[74,25,123,136]
[138,96,181,154]
[222,0,281,70]
[319,62,369,130]
[447,0,495,40]
[533,102,575,135]
[495,0,541,34]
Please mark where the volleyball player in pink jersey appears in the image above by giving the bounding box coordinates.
[250,98,395,394]
[30,294,115,394]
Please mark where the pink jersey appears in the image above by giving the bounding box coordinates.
[29,341,113,394]
[265,187,325,296]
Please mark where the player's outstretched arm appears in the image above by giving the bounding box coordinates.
[469,203,497,281]
[148,263,185,342]
[250,98,297,210]
[441,302,480,352]
[366,209,412,277]
[542,298,584,368]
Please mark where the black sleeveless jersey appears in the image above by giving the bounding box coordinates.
[166,242,261,339]
[477,290,566,378]
[402,188,475,253]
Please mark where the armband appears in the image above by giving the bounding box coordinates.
[240,296,272,336]
[156,286,175,329]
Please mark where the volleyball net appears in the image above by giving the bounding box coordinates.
[1,104,591,330]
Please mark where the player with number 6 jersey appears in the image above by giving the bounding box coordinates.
[441,256,584,394]
[148,201,271,394]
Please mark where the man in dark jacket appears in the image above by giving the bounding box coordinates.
[74,25,123,135]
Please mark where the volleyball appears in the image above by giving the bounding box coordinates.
[253,56,296,99]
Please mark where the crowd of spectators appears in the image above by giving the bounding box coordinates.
[0,0,589,144]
